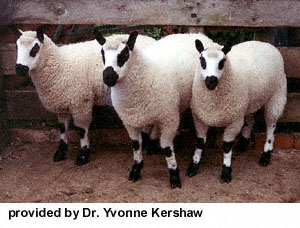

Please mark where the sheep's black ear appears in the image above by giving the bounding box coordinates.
[195,39,204,53]
[222,41,233,55]
[36,26,44,43]
[94,30,106,45]
[127,31,138,51]
[8,25,22,38]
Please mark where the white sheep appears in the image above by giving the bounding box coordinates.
[15,26,155,166]
[96,31,215,188]
[188,40,287,183]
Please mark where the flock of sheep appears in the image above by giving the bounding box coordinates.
[14,26,287,189]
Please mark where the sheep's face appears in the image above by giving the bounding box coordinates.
[195,39,231,90]
[15,29,44,77]
[101,43,131,87]
[96,31,138,87]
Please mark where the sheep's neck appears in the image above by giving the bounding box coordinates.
[195,64,247,125]
[111,50,157,117]
[29,38,62,95]
[113,51,153,99]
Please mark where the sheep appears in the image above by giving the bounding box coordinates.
[96,31,215,188]
[188,40,287,183]
[15,26,156,166]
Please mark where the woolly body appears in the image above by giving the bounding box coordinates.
[112,33,215,129]
[191,41,287,127]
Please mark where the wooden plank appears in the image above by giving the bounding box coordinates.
[6,90,56,120]
[2,44,300,79]
[5,89,124,128]
[0,44,16,75]
[0,68,10,151]
[1,0,300,27]
[278,47,300,79]
[280,93,300,122]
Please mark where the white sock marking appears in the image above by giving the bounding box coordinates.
[223,150,232,167]
[193,148,203,164]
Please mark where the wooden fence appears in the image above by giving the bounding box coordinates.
[0,0,300,151]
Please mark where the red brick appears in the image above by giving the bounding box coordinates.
[254,133,295,150]
[293,133,300,150]
[274,133,294,149]
[254,133,266,150]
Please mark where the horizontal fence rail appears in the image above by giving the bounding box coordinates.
[1,0,300,27]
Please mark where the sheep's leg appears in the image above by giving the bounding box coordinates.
[74,125,90,166]
[222,118,244,183]
[259,122,276,166]
[160,123,181,189]
[145,125,160,154]
[234,114,255,154]
[260,89,286,166]
[187,116,208,177]
[53,114,70,162]
[126,126,144,182]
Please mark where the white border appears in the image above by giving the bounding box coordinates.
[1,203,300,228]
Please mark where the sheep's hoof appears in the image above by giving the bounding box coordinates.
[53,139,68,162]
[234,136,250,154]
[186,161,200,177]
[129,161,144,182]
[169,168,181,189]
[259,151,272,166]
[145,139,161,154]
[75,147,90,166]
[221,165,232,183]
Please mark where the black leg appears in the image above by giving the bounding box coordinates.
[221,165,232,183]
[129,160,144,182]
[75,146,90,166]
[53,139,68,162]
[162,146,181,189]
[129,140,144,182]
[169,168,181,189]
[74,126,90,166]
[187,137,205,177]
[259,150,272,166]
[221,141,234,183]
[234,135,250,154]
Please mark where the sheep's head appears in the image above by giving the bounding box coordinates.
[95,31,138,87]
[15,26,45,76]
[195,39,232,90]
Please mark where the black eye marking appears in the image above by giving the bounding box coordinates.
[101,48,105,64]
[117,46,130,67]
[200,56,206,70]
[218,58,226,70]
[30,43,40,57]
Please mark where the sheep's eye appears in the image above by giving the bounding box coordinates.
[101,49,105,64]
[200,56,206,70]
[29,43,40,57]
[218,58,226,70]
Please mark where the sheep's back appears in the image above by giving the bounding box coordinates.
[228,41,286,114]
[143,33,216,113]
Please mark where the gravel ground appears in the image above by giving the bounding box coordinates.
[0,140,299,203]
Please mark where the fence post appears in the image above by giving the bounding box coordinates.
[0,68,10,152]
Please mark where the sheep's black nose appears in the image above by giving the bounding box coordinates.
[15,64,29,77]
[103,66,119,87]
[205,76,218,90]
